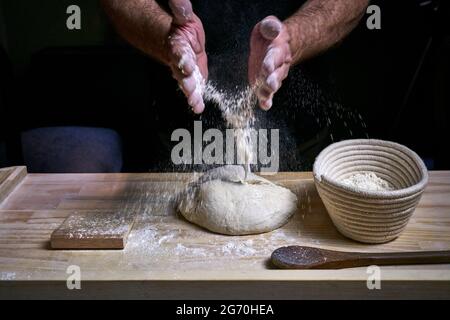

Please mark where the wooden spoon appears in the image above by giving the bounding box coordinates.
[271,246,450,269]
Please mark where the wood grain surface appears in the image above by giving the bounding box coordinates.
[0,169,449,299]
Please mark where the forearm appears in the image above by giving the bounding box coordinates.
[101,0,172,64]
[285,0,369,64]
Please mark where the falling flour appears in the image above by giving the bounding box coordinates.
[204,84,257,178]
[188,54,257,178]
[340,172,394,192]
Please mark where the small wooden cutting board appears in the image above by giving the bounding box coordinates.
[50,212,136,249]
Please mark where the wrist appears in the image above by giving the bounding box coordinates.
[284,17,306,65]
[142,11,173,65]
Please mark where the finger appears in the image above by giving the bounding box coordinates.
[265,63,290,92]
[171,67,195,95]
[266,73,280,93]
[262,47,285,76]
[259,16,282,41]
[168,0,193,25]
[256,86,273,101]
[182,74,197,96]
[170,65,183,81]
[178,53,196,75]
[188,90,205,114]
[170,41,196,75]
[257,62,289,111]
[260,99,273,110]
[257,84,274,110]
[170,66,205,113]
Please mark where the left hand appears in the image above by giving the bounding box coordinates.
[248,16,292,110]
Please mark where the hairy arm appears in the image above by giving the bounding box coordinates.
[285,0,370,64]
[249,0,369,109]
[100,0,172,64]
[101,0,208,113]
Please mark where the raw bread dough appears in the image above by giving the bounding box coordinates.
[178,165,298,235]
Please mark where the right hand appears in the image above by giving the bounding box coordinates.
[248,16,292,111]
[167,0,208,114]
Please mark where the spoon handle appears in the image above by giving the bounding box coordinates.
[358,250,450,266]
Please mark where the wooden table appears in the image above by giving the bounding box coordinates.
[0,166,449,299]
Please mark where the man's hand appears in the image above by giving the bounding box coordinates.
[248,16,292,110]
[100,0,208,113]
[167,0,208,114]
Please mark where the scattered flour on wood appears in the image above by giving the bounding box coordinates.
[221,240,257,256]
[124,220,301,260]
[175,243,208,257]
[340,172,394,192]
[61,213,132,240]
[0,272,16,280]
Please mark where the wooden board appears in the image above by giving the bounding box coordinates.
[0,166,27,204]
[50,212,136,249]
[0,168,449,299]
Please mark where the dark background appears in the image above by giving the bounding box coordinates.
[0,0,449,172]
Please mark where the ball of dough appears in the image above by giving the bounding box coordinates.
[178,165,298,235]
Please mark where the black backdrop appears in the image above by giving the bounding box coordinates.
[0,0,448,171]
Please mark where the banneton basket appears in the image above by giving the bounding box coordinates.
[313,139,428,244]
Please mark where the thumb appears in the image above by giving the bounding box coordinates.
[259,16,282,40]
[168,0,194,25]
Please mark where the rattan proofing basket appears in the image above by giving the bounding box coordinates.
[313,139,428,244]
